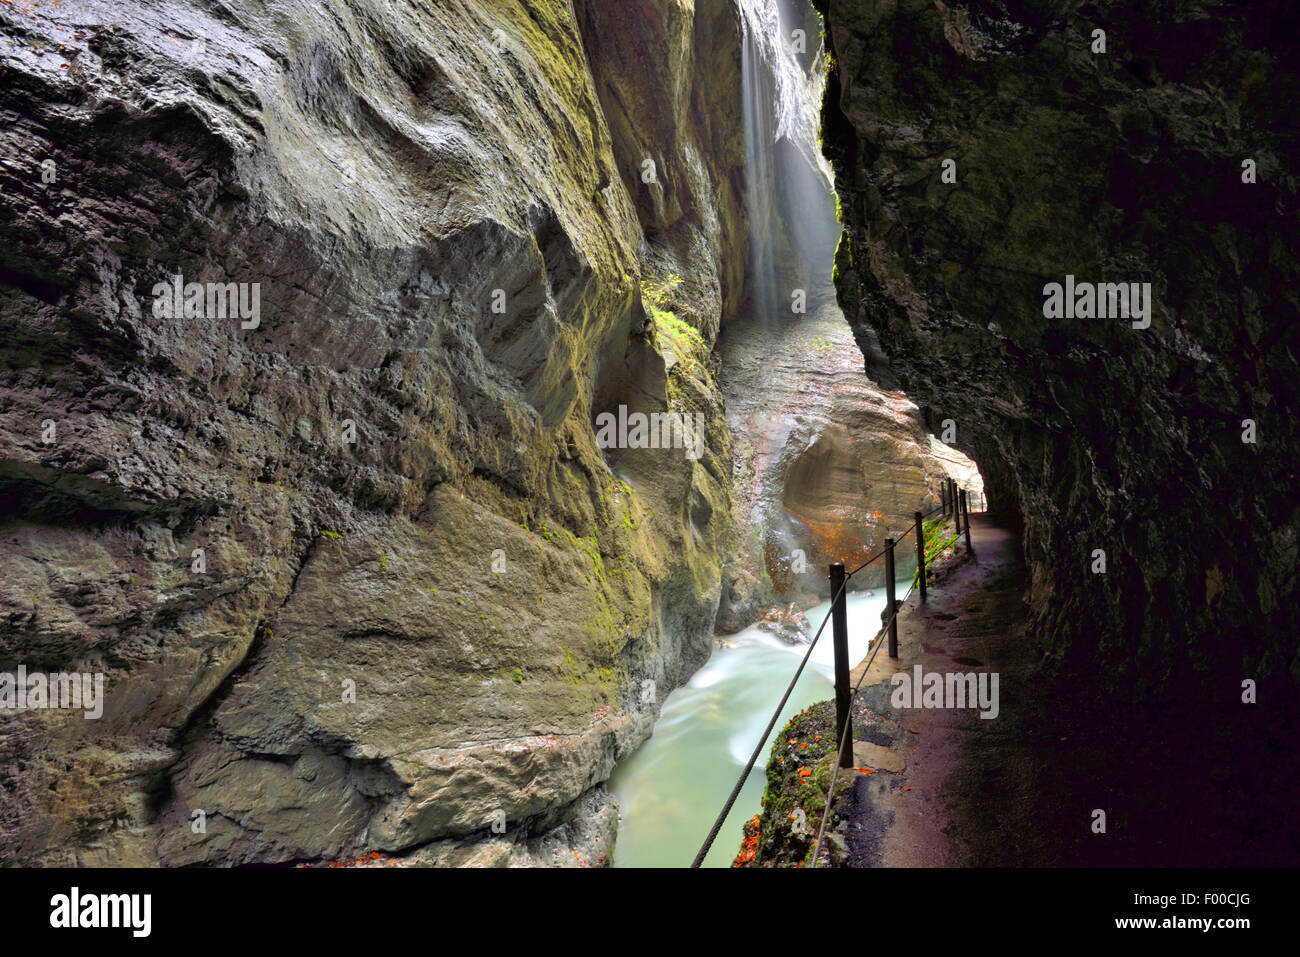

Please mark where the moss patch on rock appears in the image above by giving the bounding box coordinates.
[736,701,844,868]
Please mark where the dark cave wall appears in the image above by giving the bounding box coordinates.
[818,0,1300,699]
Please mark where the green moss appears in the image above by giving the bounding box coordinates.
[642,274,707,367]
[831,229,852,285]
[744,702,839,867]
[913,518,960,589]
[656,310,706,353]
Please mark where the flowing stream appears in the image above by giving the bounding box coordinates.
[608,585,910,868]
[607,0,891,869]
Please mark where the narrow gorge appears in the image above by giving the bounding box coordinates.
[0,0,1294,879]
[0,0,975,867]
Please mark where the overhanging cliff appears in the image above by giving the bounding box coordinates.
[818,0,1299,700]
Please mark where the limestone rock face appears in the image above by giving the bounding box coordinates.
[0,0,753,865]
[718,304,967,619]
[818,0,1299,697]
[713,0,978,623]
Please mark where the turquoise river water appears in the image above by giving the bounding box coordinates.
[608,587,908,867]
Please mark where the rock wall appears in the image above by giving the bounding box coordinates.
[0,0,754,866]
[715,0,977,624]
[817,0,1299,699]
[718,303,965,622]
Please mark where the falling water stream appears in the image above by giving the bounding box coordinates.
[607,0,883,868]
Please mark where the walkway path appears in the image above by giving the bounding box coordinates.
[836,511,1024,866]
[834,511,1300,867]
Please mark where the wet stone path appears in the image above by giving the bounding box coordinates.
[834,512,1300,867]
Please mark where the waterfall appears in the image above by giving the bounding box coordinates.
[740,2,779,322]
[739,0,838,321]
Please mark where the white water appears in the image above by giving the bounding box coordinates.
[606,0,893,869]
[608,586,909,868]
[741,0,779,322]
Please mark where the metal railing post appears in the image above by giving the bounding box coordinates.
[885,537,898,658]
[962,489,974,554]
[829,562,853,769]
[914,510,927,601]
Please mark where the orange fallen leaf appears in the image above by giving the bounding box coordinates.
[906,729,919,735]
[798,767,812,778]
[854,767,875,774]
[901,787,912,791]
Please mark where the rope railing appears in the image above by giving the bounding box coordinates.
[687,570,851,868]
[809,570,920,865]
[689,489,972,867]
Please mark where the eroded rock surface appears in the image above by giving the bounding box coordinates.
[819,0,1299,698]
[0,0,988,867]
[718,304,972,616]
[0,0,755,866]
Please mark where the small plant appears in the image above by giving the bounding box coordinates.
[560,647,585,684]
[641,274,707,368]
[512,668,525,684]
[913,518,959,589]
[640,273,684,313]
[809,334,835,355]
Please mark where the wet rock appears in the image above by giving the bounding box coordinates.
[820,0,1300,698]
[719,303,978,605]
[0,0,753,865]
[756,602,813,645]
